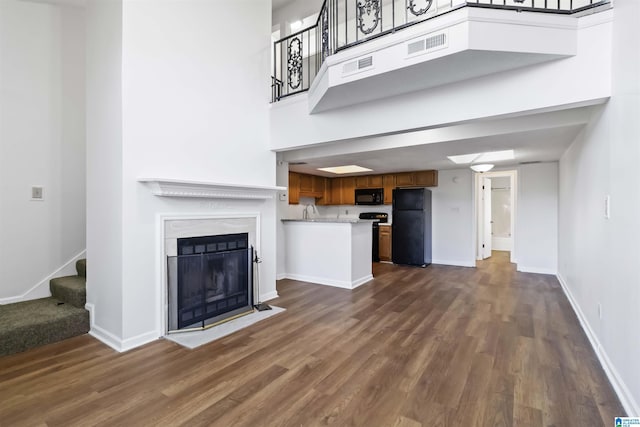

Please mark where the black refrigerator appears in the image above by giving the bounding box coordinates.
[392,188,432,267]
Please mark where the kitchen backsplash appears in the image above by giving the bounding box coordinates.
[287,197,393,222]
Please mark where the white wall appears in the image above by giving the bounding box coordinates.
[0,0,86,302]
[516,162,558,274]
[558,0,640,415]
[85,0,124,337]
[431,169,475,267]
[86,0,277,349]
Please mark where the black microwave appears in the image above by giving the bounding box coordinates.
[355,188,384,205]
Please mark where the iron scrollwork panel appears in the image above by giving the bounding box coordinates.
[321,6,330,60]
[357,0,381,36]
[407,0,433,16]
[287,37,303,90]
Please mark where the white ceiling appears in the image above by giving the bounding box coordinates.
[284,106,597,177]
[272,0,299,11]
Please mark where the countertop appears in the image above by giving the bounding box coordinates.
[281,218,376,224]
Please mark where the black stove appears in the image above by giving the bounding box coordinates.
[359,212,389,262]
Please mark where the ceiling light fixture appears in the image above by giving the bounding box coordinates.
[290,20,303,31]
[317,165,373,174]
[470,164,494,173]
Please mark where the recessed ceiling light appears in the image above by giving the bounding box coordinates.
[476,150,514,163]
[447,149,514,165]
[317,165,373,174]
[447,153,481,164]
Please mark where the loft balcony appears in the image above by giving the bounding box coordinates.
[271,0,610,113]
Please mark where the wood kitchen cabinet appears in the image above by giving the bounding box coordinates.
[379,224,392,262]
[299,173,313,194]
[395,172,414,187]
[383,174,395,204]
[288,170,437,205]
[325,177,355,205]
[355,175,383,188]
[368,175,383,188]
[316,178,332,205]
[289,172,328,204]
[414,170,438,187]
[341,177,356,205]
[355,176,369,188]
[289,171,300,204]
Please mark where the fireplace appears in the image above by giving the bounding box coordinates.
[167,232,254,332]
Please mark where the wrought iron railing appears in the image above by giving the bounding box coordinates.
[272,0,609,102]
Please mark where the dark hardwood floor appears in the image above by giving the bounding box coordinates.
[0,252,624,426]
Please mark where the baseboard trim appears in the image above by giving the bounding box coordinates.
[432,259,476,268]
[557,273,639,416]
[0,249,86,305]
[517,265,557,275]
[121,331,160,352]
[86,303,159,352]
[276,273,287,280]
[260,291,279,302]
[88,325,123,352]
[282,273,373,290]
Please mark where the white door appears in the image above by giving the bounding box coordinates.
[483,177,492,259]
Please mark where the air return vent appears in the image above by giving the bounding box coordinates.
[358,56,373,69]
[342,55,374,75]
[406,32,447,57]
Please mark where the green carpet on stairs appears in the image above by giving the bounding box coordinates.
[50,275,86,309]
[76,259,86,277]
[0,297,89,357]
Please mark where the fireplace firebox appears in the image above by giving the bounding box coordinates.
[167,233,253,332]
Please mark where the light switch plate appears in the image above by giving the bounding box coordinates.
[604,195,610,219]
[31,186,44,201]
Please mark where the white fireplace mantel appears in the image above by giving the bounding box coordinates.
[138,178,286,200]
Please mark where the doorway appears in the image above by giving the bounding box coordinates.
[475,170,517,264]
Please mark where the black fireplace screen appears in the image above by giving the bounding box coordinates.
[167,233,253,331]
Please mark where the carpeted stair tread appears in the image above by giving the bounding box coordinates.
[50,275,86,308]
[0,297,89,357]
[76,259,86,277]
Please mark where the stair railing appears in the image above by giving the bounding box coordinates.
[272,0,610,102]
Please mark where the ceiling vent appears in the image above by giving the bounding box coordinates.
[519,161,542,165]
[342,55,374,76]
[406,31,447,58]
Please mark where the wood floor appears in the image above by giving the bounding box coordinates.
[0,252,624,426]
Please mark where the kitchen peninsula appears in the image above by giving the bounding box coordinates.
[281,218,374,289]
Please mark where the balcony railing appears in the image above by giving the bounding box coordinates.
[272,0,609,102]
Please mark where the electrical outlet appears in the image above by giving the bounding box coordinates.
[279,193,287,201]
[345,209,349,215]
[31,186,44,201]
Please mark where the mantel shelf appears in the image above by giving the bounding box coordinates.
[138,178,286,200]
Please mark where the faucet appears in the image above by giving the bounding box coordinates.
[303,204,316,220]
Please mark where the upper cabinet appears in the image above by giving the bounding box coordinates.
[356,175,383,188]
[289,172,300,204]
[288,170,437,205]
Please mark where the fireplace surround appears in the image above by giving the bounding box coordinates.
[162,214,259,335]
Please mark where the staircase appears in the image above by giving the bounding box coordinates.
[0,260,90,357]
